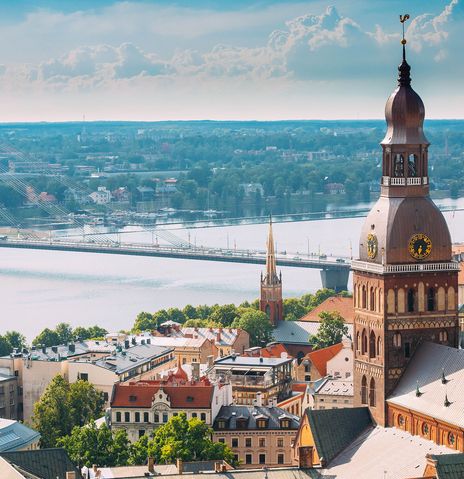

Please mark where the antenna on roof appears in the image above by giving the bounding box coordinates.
[415,380,422,397]
[441,368,448,384]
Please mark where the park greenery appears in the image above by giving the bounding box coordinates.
[32,375,105,448]
[58,413,235,468]
[31,323,108,348]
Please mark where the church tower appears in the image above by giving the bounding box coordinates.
[352,17,459,426]
[260,217,283,325]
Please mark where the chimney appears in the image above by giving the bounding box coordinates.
[216,331,221,343]
[42,346,47,354]
[176,458,183,475]
[124,340,130,349]
[66,472,77,479]
[148,456,154,473]
[141,339,145,345]
[131,337,136,345]
[207,355,214,368]
[146,338,151,345]
[52,346,58,354]
[255,392,263,407]
[68,344,75,353]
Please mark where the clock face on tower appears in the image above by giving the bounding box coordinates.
[367,233,378,259]
[408,233,432,260]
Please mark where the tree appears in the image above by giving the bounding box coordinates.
[283,298,307,321]
[0,336,12,356]
[128,434,150,465]
[311,311,349,350]
[232,309,274,347]
[55,323,74,344]
[208,304,239,327]
[132,312,155,333]
[33,375,104,448]
[310,289,337,308]
[182,304,198,319]
[58,424,130,468]
[4,331,26,350]
[148,414,235,465]
[32,328,60,347]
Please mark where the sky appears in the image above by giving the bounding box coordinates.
[0,0,462,121]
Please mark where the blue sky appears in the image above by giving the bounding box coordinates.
[0,0,461,121]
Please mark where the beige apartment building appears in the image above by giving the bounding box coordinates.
[212,404,299,468]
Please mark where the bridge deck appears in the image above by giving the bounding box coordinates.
[0,239,351,271]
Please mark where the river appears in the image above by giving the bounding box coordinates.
[2,197,464,341]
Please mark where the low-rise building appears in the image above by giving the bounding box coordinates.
[299,296,354,324]
[110,364,232,442]
[89,186,111,204]
[0,369,18,420]
[213,404,299,468]
[0,419,40,452]
[158,324,250,357]
[305,377,354,410]
[207,354,293,406]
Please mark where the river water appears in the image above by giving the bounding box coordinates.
[2,197,464,341]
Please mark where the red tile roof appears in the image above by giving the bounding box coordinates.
[306,342,343,377]
[292,383,308,393]
[111,379,214,409]
[299,296,354,324]
[242,343,291,359]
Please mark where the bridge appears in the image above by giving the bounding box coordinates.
[0,237,352,291]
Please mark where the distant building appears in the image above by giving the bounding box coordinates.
[111,186,131,203]
[37,192,57,203]
[136,186,155,201]
[207,354,293,406]
[213,404,299,468]
[305,376,354,410]
[324,183,345,195]
[110,363,232,442]
[0,368,19,420]
[239,183,264,197]
[64,188,90,205]
[156,178,178,194]
[299,296,354,324]
[89,186,111,204]
[260,218,283,325]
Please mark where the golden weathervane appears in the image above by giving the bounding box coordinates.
[400,14,410,45]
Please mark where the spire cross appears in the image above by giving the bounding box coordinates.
[399,14,410,60]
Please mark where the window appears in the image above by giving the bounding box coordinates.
[232,438,238,447]
[369,331,376,359]
[257,419,267,429]
[191,412,197,418]
[427,288,435,311]
[144,412,149,423]
[304,364,310,373]
[138,429,145,438]
[217,420,226,429]
[405,342,411,358]
[218,438,225,443]
[393,332,402,348]
[79,373,88,381]
[259,454,266,465]
[304,375,311,382]
[116,412,121,422]
[393,154,404,177]
[259,438,266,448]
[162,413,168,423]
[398,415,405,427]
[173,413,178,417]
[278,454,284,464]
[449,432,456,446]
[377,336,382,357]
[408,154,418,177]
[277,438,284,447]
[103,392,109,402]
[362,329,367,355]
[124,412,130,422]
[407,289,415,312]
[200,413,206,421]
[422,423,429,436]
[135,412,140,423]
[246,454,252,465]
[154,413,160,423]
[245,438,252,448]
[361,376,367,405]
[234,454,239,463]
[369,378,376,407]
[439,330,448,343]
[280,419,290,429]
[370,287,375,311]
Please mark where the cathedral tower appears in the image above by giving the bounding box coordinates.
[260,217,283,325]
[352,18,459,426]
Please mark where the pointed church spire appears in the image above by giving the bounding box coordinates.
[265,215,277,285]
[398,14,411,87]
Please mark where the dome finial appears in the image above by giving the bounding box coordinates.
[398,14,411,87]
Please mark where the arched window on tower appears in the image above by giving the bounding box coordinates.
[393,332,402,348]
[356,331,361,352]
[370,287,375,311]
[408,154,418,177]
[439,330,448,344]
[369,331,376,359]
[265,304,270,317]
[393,154,404,177]
[361,376,367,405]
[427,288,435,311]
[362,329,368,355]
[362,286,367,309]
[377,336,382,356]
[407,289,415,312]
[369,378,376,407]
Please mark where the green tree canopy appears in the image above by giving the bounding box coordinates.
[4,331,26,350]
[132,312,155,333]
[231,309,273,347]
[33,375,105,448]
[148,414,235,465]
[311,311,349,350]
[32,328,60,347]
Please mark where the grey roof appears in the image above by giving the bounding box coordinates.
[429,453,464,479]
[0,448,81,479]
[214,405,299,431]
[92,344,173,374]
[317,426,458,479]
[0,420,40,453]
[315,378,353,397]
[306,407,372,465]
[272,321,353,345]
[213,354,292,368]
[387,342,464,428]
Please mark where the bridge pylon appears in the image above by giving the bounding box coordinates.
[320,266,350,292]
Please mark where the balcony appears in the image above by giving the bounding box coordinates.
[352,260,460,274]
[382,176,428,186]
